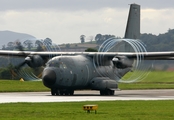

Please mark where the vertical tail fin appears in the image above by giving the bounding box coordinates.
[124,4,140,39]
[109,4,140,52]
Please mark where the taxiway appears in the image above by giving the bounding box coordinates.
[0,89,174,103]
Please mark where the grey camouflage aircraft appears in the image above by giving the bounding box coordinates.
[0,4,173,96]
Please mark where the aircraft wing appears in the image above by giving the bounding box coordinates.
[96,51,174,60]
[0,50,174,60]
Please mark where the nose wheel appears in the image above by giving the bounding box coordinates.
[51,88,59,95]
[51,88,74,96]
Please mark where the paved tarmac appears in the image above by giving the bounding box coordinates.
[0,89,174,103]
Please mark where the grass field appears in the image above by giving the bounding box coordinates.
[119,70,174,90]
[0,80,49,92]
[0,101,174,120]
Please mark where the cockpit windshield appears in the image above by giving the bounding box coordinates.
[46,60,67,69]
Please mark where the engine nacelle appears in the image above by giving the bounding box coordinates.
[112,56,133,69]
[25,55,44,68]
[90,77,118,90]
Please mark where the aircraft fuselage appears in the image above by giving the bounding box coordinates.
[42,55,119,95]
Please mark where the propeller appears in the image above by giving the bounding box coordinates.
[14,41,28,70]
[13,40,46,81]
[12,39,61,80]
[15,61,26,70]
[93,37,153,83]
[15,55,44,70]
[14,39,47,69]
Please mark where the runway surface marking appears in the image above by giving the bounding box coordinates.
[0,89,174,103]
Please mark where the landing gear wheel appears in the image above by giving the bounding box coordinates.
[100,89,115,96]
[100,90,105,95]
[60,90,64,95]
[55,89,60,95]
[52,89,75,96]
[109,90,115,95]
[65,91,69,95]
[69,90,74,95]
[51,88,56,96]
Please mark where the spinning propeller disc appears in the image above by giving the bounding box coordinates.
[8,39,61,81]
[93,38,153,83]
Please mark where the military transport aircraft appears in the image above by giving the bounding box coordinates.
[0,4,174,96]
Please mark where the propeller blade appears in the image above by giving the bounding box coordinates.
[15,61,26,70]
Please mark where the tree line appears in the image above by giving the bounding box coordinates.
[81,28,174,52]
[2,38,53,51]
[140,29,174,51]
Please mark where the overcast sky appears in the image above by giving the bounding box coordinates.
[0,0,174,44]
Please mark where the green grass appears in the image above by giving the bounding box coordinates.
[0,71,174,92]
[140,71,174,83]
[119,70,174,89]
[0,80,49,92]
[0,101,174,120]
[122,70,174,83]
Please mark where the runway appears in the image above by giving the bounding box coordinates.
[1,89,174,103]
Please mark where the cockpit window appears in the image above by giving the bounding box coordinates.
[59,62,67,69]
[46,61,67,69]
[46,61,54,67]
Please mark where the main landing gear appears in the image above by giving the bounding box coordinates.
[100,89,115,95]
[51,88,115,96]
[51,88,74,96]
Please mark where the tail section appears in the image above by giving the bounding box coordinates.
[108,4,140,52]
[124,4,140,39]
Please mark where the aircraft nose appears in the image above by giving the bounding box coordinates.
[42,69,56,87]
